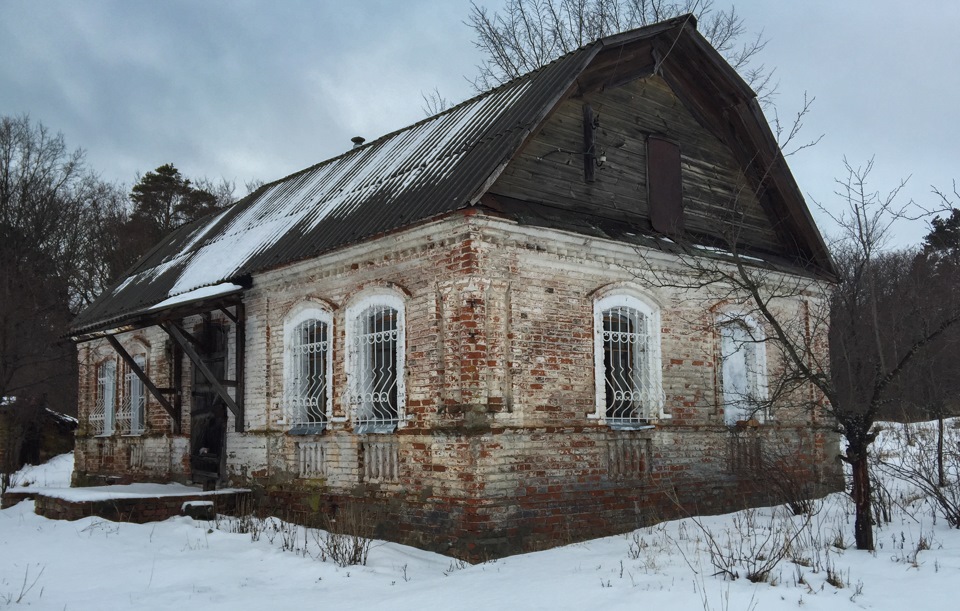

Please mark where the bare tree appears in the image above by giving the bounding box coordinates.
[467,0,774,103]
[244,177,266,196]
[0,115,117,415]
[67,180,131,309]
[639,152,960,551]
[193,176,237,210]
[825,163,960,548]
[420,87,451,116]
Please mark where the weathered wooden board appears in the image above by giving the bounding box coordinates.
[492,74,784,253]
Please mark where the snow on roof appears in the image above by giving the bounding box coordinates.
[148,282,244,311]
[161,80,532,298]
[74,15,827,337]
[70,53,583,336]
[44,407,78,424]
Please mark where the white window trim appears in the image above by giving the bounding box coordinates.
[120,353,147,436]
[93,359,117,437]
[283,304,334,433]
[717,311,769,424]
[345,290,406,434]
[592,293,664,427]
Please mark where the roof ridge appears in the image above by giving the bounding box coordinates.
[233,16,695,203]
[250,52,596,197]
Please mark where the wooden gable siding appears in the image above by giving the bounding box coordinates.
[490,75,782,253]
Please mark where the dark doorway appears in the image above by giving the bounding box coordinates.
[190,320,228,487]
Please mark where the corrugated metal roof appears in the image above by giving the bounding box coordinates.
[71,40,604,336]
[73,14,831,337]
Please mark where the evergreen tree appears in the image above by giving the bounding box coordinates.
[923,208,960,262]
[129,163,222,243]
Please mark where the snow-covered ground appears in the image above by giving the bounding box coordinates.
[4,452,73,489]
[2,422,959,610]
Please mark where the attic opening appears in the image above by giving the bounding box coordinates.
[647,135,683,236]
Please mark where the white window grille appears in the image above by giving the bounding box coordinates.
[117,354,147,435]
[719,314,768,425]
[593,294,663,427]
[131,354,146,434]
[347,294,405,434]
[92,359,116,436]
[285,312,331,433]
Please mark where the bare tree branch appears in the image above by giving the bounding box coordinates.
[467,0,776,103]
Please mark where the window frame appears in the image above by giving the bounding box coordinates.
[592,293,664,428]
[118,353,147,436]
[717,312,768,425]
[283,304,334,434]
[93,358,117,437]
[345,291,406,434]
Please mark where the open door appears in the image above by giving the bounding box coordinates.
[190,320,228,487]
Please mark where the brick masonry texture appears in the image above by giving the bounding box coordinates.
[74,211,842,559]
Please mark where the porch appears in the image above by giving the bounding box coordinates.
[2,482,252,522]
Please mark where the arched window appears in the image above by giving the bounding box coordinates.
[93,358,117,436]
[346,292,405,434]
[593,294,663,427]
[118,353,147,435]
[718,313,768,425]
[284,306,333,433]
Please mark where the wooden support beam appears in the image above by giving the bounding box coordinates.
[105,334,181,434]
[583,103,596,183]
[234,301,245,433]
[162,321,244,432]
[219,306,239,325]
[173,342,183,433]
[167,322,205,350]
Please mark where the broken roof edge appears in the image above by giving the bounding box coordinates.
[598,13,697,50]
[69,280,247,342]
[234,18,698,203]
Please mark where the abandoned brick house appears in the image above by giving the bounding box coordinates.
[69,15,840,558]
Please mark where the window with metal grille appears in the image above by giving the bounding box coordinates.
[593,294,663,427]
[719,315,767,425]
[92,359,116,436]
[285,312,331,433]
[117,354,146,435]
[348,294,405,434]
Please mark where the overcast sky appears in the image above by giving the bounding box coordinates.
[1,0,956,248]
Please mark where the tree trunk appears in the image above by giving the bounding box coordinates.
[938,415,946,487]
[849,447,874,550]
